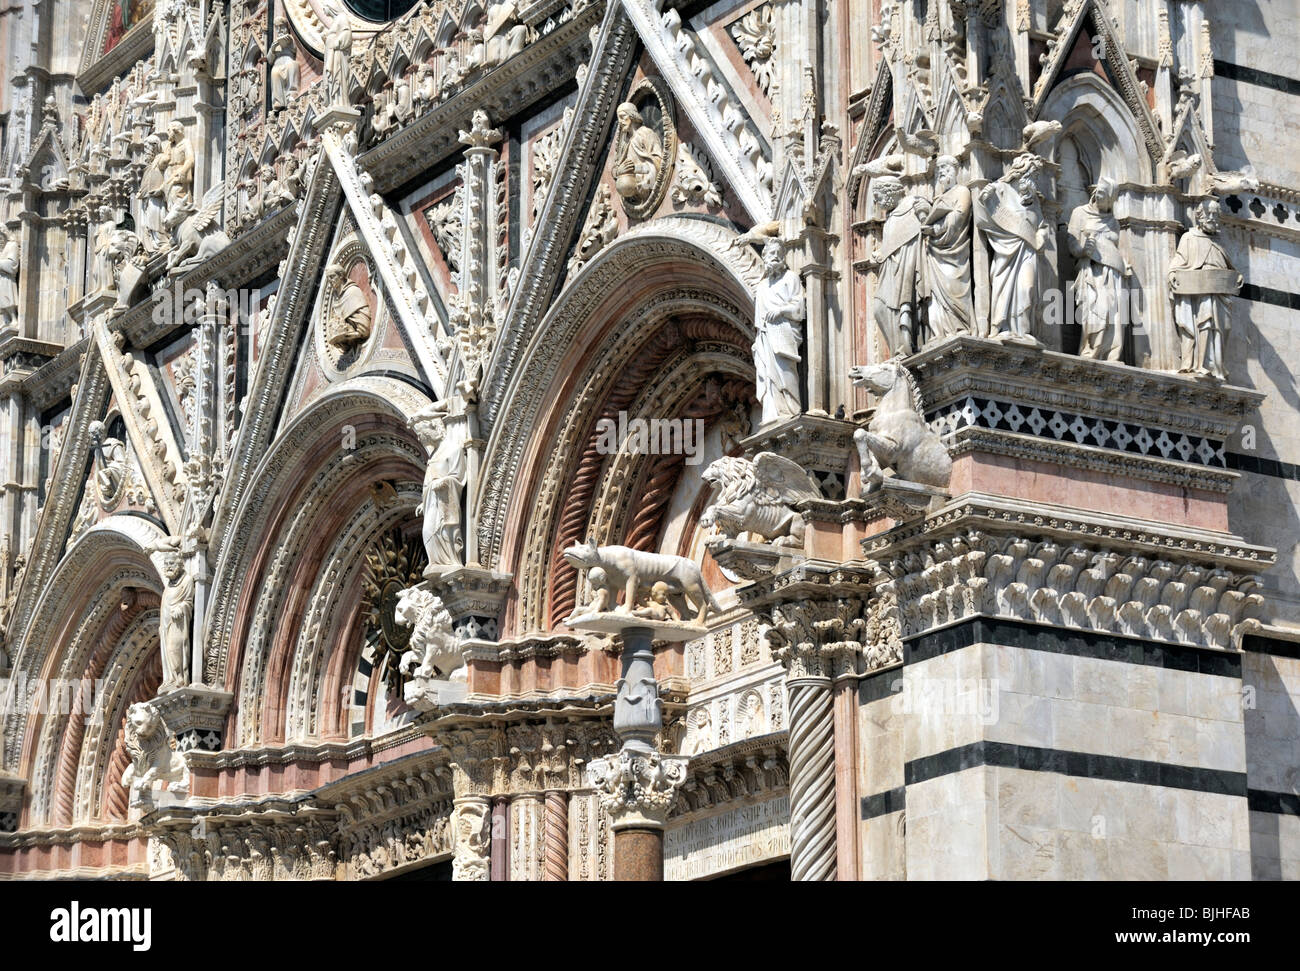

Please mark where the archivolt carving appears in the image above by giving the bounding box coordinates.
[506,292,751,633]
[230,434,423,746]
[479,219,761,580]
[206,377,433,692]
[3,518,166,775]
[281,485,420,742]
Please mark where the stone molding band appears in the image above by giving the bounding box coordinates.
[903,740,1248,798]
[905,616,1245,678]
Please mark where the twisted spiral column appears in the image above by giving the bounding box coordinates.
[544,790,568,881]
[786,676,838,881]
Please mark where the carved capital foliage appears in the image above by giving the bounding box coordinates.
[586,747,688,829]
[765,597,868,681]
[738,562,888,681]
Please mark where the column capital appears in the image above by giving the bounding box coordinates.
[586,748,689,831]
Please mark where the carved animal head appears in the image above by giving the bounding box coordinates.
[124,701,167,763]
[700,457,757,527]
[849,361,902,395]
[561,538,601,571]
[393,585,439,628]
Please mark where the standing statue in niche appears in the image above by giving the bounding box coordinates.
[975,154,1049,345]
[162,121,194,220]
[870,176,929,356]
[92,207,119,292]
[323,3,354,109]
[611,102,664,207]
[752,237,804,427]
[269,18,300,111]
[918,156,974,344]
[1169,199,1242,381]
[411,400,467,574]
[157,549,194,691]
[138,133,169,251]
[1069,177,1131,361]
[0,226,18,332]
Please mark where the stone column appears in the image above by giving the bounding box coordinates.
[574,619,694,881]
[832,674,859,878]
[509,792,544,881]
[739,567,872,881]
[451,796,491,881]
[490,795,509,880]
[544,789,568,881]
[448,728,502,881]
[785,663,837,880]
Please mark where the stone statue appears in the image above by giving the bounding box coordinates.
[752,237,804,427]
[413,64,436,115]
[92,207,118,292]
[327,271,373,352]
[263,163,293,210]
[1169,199,1242,381]
[0,226,18,331]
[269,19,299,110]
[411,400,467,572]
[323,4,354,109]
[849,359,952,493]
[630,582,681,621]
[1069,177,1131,361]
[870,176,929,356]
[918,155,974,344]
[88,419,128,508]
[394,586,461,681]
[612,102,664,207]
[162,121,194,218]
[109,229,147,307]
[138,133,169,250]
[166,183,231,270]
[119,701,189,806]
[562,540,720,623]
[975,154,1049,345]
[700,452,821,549]
[158,549,194,691]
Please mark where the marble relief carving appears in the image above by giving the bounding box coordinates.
[0,0,1286,885]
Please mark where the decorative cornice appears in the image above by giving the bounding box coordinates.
[867,512,1272,651]
[861,495,1276,572]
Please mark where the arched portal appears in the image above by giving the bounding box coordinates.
[4,516,167,827]
[481,219,762,635]
[205,375,432,747]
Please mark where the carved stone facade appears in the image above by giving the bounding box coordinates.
[0,0,1297,883]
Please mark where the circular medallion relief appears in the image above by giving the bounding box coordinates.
[318,244,378,376]
[611,78,677,221]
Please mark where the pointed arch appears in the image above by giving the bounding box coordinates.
[1041,71,1151,186]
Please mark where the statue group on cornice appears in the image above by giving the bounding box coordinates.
[857,125,1242,383]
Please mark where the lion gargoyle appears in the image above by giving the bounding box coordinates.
[119,701,189,808]
[700,452,822,551]
[849,359,952,495]
[562,540,720,625]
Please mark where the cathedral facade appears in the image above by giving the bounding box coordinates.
[0,0,1297,880]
